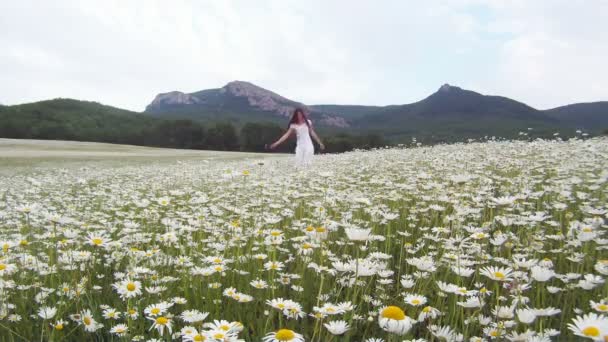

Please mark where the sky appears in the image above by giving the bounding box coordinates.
[1,0,607,111]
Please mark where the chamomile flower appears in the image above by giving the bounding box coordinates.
[568,313,608,340]
[262,328,304,342]
[378,306,415,335]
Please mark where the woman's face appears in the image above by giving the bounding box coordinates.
[296,111,304,122]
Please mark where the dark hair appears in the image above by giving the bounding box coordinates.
[288,108,311,130]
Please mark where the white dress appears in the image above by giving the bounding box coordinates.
[291,120,314,167]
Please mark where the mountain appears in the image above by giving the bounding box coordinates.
[2,81,606,149]
[349,84,569,140]
[544,102,608,129]
[146,81,607,141]
[145,81,349,128]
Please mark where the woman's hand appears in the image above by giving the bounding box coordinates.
[319,143,325,151]
[267,143,277,150]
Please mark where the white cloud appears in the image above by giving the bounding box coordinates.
[0,0,606,111]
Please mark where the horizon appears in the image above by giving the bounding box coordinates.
[1,1,608,111]
[4,80,608,113]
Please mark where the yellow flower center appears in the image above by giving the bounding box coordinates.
[302,243,312,249]
[306,226,314,232]
[275,329,296,341]
[129,309,136,315]
[422,306,431,313]
[490,330,499,337]
[220,325,230,331]
[411,299,421,305]
[83,317,92,326]
[193,335,205,341]
[271,231,281,237]
[213,258,222,264]
[213,333,225,339]
[91,238,103,246]
[381,306,406,320]
[151,308,161,315]
[126,282,136,291]
[597,304,608,311]
[582,227,593,232]
[315,227,326,233]
[20,240,28,246]
[494,272,505,279]
[55,323,64,330]
[0,264,5,271]
[582,326,600,337]
[155,316,169,325]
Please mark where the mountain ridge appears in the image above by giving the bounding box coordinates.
[144,81,607,134]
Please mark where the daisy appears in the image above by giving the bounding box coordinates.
[180,309,209,323]
[324,320,350,335]
[144,302,173,317]
[568,313,608,340]
[262,328,305,342]
[404,294,427,307]
[110,323,128,337]
[590,300,608,313]
[480,266,514,281]
[51,319,67,331]
[251,279,269,289]
[345,227,372,241]
[80,310,103,332]
[37,306,57,320]
[530,266,555,282]
[378,306,415,335]
[112,279,142,299]
[148,315,172,335]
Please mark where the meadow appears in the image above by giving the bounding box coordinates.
[0,137,606,341]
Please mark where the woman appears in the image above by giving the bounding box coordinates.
[268,108,325,167]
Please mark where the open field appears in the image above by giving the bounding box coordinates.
[0,138,276,173]
[0,137,607,341]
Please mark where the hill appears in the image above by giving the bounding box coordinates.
[145,81,348,128]
[147,81,608,142]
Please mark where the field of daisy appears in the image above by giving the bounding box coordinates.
[0,137,607,341]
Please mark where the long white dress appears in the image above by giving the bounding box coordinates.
[291,120,314,167]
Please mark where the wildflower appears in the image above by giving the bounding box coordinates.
[378,306,415,335]
[345,227,372,241]
[568,313,608,340]
[263,328,305,342]
[324,320,350,335]
[404,294,427,307]
[110,323,128,336]
[148,315,172,335]
[480,266,513,281]
[37,306,57,320]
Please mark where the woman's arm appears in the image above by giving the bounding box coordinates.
[309,126,325,151]
[269,127,294,149]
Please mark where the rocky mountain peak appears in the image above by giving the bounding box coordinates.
[221,80,306,117]
[146,91,201,111]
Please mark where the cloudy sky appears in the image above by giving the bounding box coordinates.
[1,0,607,111]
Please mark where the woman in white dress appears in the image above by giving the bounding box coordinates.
[268,108,325,167]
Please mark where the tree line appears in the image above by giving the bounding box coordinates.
[0,100,387,153]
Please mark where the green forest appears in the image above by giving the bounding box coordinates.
[0,99,387,153]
